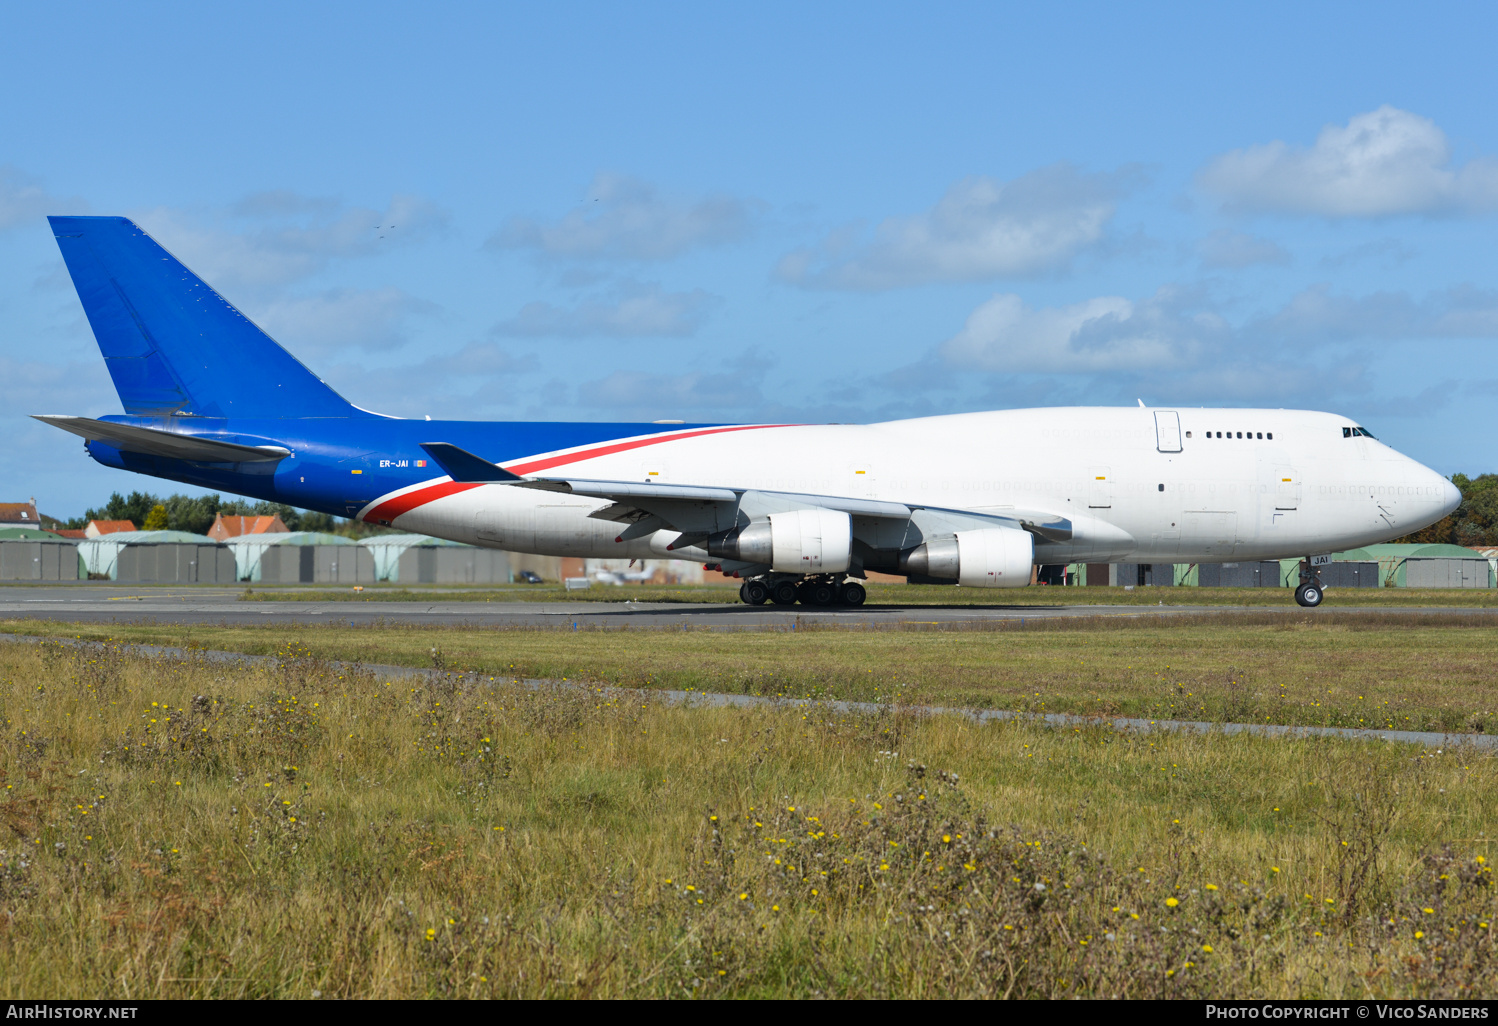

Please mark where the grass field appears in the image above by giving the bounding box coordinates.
[239,582,1498,607]
[0,635,1491,998]
[5,614,1497,734]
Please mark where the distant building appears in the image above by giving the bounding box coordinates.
[85,520,138,538]
[0,500,40,529]
[207,513,289,541]
[50,529,86,539]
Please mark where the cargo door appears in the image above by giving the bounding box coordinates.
[1154,411,1182,452]
[1275,467,1300,510]
[1088,467,1112,508]
[1181,510,1239,557]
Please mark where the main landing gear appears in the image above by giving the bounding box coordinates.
[1294,558,1325,608]
[738,575,867,607]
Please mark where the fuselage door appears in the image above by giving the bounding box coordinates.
[1154,411,1182,452]
[1275,467,1300,510]
[1088,468,1112,508]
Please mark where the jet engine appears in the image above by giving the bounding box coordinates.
[707,508,852,573]
[900,526,1033,588]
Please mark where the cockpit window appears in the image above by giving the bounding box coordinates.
[1357,426,1376,439]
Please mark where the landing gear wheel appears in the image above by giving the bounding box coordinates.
[738,583,749,603]
[742,580,770,606]
[840,582,867,607]
[806,581,838,606]
[770,580,799,606]
[1295,582,1324,608]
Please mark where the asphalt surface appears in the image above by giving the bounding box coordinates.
[0,583,1494,629]
[3,632,1491,752]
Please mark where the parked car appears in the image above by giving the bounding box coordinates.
[518,570,544,584]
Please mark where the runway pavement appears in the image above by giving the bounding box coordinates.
[0,583,1493,629]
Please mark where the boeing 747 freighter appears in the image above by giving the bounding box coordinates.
[34,216,1461,607]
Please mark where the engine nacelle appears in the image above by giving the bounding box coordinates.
[900,526,1033,588]
[707,508,852,573]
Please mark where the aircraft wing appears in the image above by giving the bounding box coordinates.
[34,415,291,463]
[419,441,1069,541]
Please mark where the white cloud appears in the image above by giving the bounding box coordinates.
[1319,238,1415,270]
[1199,106,1498,217]
[776,164,1131,290]
[318,341,541,419]
[941,279,1498,386]
[0,165,86,233]
[1264,283,1498,340]
[1197,228,1290,268]
[492,283,717,338]
[489,173,753,261]
[0,354,116,415]
[940,287,1228,374]
[134,193,448,291]
[253,287,439,355]
[578,368,762,416]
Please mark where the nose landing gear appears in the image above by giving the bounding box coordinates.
[1294,558,1325,608]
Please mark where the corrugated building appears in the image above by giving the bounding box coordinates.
[225,532,371,583]
[0,528,81,581]
[361,534,510,584]
[77,530,235,583]
[1283,544,1495,589]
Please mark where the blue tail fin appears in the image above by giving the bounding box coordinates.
[49,215,365,419]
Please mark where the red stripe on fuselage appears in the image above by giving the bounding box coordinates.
[362,480,483,525]
[360,423,796,523]
[503,423,793,476]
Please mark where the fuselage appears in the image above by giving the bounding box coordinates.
[85,405,1460,569]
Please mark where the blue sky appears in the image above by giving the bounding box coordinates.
[2,2,1496,517]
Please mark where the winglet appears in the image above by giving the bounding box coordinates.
[419,443,523,482]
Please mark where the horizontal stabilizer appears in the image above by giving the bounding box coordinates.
[34,415,291,463]
[419,443,523,482]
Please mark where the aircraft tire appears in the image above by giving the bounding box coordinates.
[770,581,799,606]
[840,582,867,607]
[742,580,770,605]
[738,583,749,603]
[806,581,838,606]
[1295,583,1324,608]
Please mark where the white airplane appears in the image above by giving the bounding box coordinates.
[399,406,1460,608]
[41,216,1461,609]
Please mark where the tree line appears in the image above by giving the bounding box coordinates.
[65,492,392,539]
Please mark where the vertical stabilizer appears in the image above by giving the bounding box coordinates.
[49,215,365,418]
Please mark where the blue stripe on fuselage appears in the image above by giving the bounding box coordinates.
[83,417,724,517]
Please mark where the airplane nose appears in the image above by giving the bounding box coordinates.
[1439,475,1462,518]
